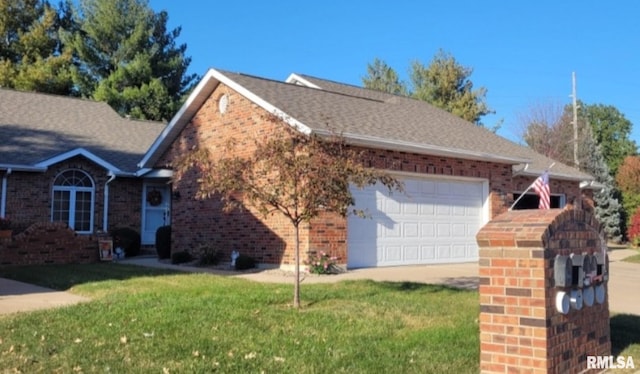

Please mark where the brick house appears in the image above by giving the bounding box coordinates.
[0,89,168,250]
[140,69,595,269]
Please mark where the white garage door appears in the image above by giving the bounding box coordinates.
[347,175,487,268]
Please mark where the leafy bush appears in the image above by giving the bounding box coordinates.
[628,206,640,247]
[194,244,220,266]
[155,225,171,259]
[304,250,339,274]
[234,254,256,270]
[111,227,141,257]
[171,251,194,264]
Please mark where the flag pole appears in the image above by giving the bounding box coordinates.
[508,163,555,211]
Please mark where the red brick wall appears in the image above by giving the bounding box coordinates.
[156,86,299,264]
[0,222,99,265]
[476,208,610,373]
[156,83,525,265]
[3,157,142,234]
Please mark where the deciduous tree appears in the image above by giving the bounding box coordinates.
[616,155,640,232]
[520,101,636,176]
[174,116,403,308]
[583,104,636,176]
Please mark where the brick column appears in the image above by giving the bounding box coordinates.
[476,208,610,373]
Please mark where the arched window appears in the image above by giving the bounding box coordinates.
[51,170,95,233]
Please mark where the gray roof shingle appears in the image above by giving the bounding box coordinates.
[229,71,593,181]
[141,68,592,182]
[0,88,165,173]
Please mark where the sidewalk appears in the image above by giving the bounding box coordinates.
[120,256,480,289]
[0,248,638,316]
[0,278,89,315]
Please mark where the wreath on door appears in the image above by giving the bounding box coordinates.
[146,189,162,206]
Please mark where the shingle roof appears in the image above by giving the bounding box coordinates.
[239,71,592,181]
[0,89,165,174]
[142,68,593,182]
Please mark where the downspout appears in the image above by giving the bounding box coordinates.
[103,173,116,232]
[1,168,12,218]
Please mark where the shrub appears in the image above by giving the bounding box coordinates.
[234,254,256,270]
[304,250,339,274]
[111,227,141,257]
[628,207,640,247]
[171,251,194,264]
[194,244,220,266]
[155,225,171,259]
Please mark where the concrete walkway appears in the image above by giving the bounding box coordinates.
[0,248,638,316]
[0,278,89,315]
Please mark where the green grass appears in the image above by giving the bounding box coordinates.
[0,264,479,373]
[610,314,640,373]
[622,250,640,264]
[1,264,639,373]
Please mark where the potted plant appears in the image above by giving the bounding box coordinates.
[0,217,11,238]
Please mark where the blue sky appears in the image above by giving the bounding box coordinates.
[150,0,639,145]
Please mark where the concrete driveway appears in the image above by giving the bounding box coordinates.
[0,249,638,316]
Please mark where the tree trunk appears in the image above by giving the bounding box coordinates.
[293,223,301,308]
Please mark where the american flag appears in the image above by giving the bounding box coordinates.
[533,171,550,209]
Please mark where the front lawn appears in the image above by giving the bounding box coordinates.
[0,264,479,373]
[622,249,640,264]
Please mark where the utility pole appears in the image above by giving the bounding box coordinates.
[571,72,579,168]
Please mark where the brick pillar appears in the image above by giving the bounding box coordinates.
[476,208,610,373]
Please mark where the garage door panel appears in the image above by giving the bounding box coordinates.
[384,245,402,262]
[452,223,466,236]
[437,224,451,237]
[421,223,435,236]
[421,245,435,260]
[405,245,419,261]
[403,202,419,215]
[347,176,485,268]
[403,222,419,237]
[420,204,435,215]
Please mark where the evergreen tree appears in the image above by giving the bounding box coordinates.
[68,0,197,120]
[363,50,494,127]
[0,0,75,94]
[410,50,493,125]
[362,58,408,96]
[581,127,624,242]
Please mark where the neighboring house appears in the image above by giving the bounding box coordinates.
[0,89,168,246]
[140,68,595,269]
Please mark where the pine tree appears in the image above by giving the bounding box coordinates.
[581,126,624,242]
[0,0,75,94]
[68,0,197,120]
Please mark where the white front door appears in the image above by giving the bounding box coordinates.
[142,182,171,245]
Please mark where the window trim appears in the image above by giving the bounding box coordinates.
[51,169,95,234]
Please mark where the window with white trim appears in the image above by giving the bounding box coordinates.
[52,170,95,233]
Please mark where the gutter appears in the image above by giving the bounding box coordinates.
[103,173,116,232]
[314,130,531,165]
[0,164,47,172]
[1,168,11,218]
